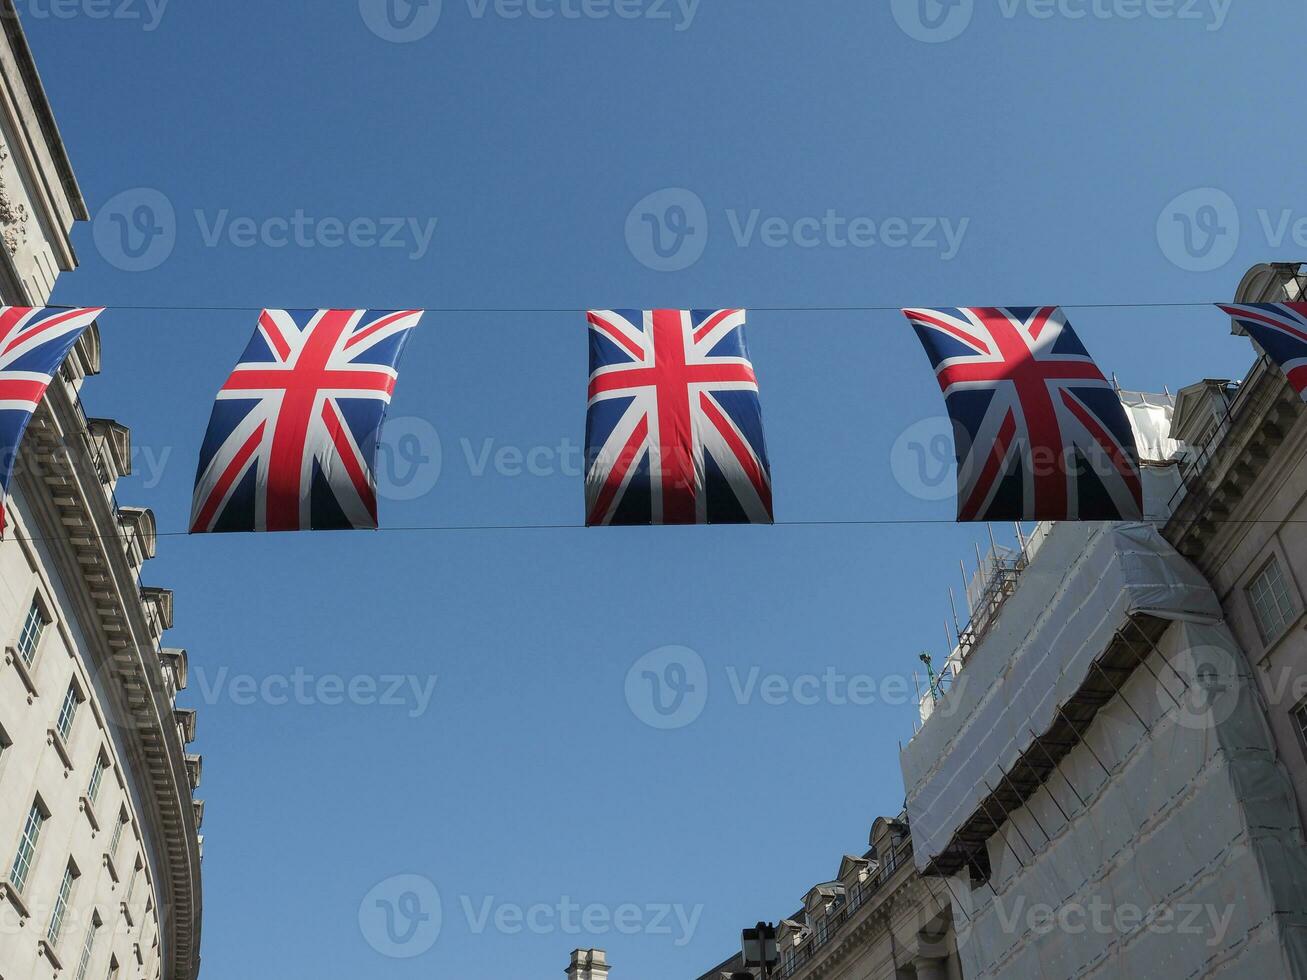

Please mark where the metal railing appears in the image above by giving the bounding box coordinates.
[1167,356,1282,516]
[774,841,915,979]
[957,543,1030,659]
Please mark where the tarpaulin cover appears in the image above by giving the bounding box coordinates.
[900,521,1221,867]
[946,619,1307,978]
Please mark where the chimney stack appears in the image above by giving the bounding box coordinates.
[566,948,610,980]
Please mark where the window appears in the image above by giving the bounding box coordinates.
[9,799,45,892]
[124,860,138,903]
[1196,416,1221,452]
[47,862,76,945]
[16,594,46,665]
[74,915,99,980]
[1293,699,1307,759]
[1248,557,1297,643]
[87,754,107,804]
[56,681,80,742]
[106,956,119,980]
[109,812,127,859]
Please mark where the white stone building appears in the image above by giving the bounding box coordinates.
[899,293,1307,978]
[696,816,960,980]
[1166,261,1307,830]
[0,3,203,978]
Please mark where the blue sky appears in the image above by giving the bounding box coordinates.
[17,0,1301,975]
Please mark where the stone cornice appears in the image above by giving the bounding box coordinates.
[0,0,86,226]
[1166,359,1306,570]
[12,361,202,978]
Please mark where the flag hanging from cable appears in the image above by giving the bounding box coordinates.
[0,307,103,535]
[902,306,1143,522]
[584,309,773,526]
[1217,303,1307,402]
[191,309,421,533]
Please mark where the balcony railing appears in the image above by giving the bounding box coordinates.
[774,841,915,979]
[1167,356,1281,518]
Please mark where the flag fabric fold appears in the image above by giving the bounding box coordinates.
[901,306,1143,522]
[190,309,421,533]
[0,307,103,534]
[584,309,773,526]
[1217,303,1307,402]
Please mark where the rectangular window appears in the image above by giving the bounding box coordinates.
[1293,699,1307,759]
[124,862,138,903]
[47,862,76,945]
[882,848,898,876]
[56,682,80,742]
[87,754,106,804]
[9,800,45,892]
[17,595,45,665]
[1248,557,1297,643]
[74,917,99,980]
[109,813,126,859]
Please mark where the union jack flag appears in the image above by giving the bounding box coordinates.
[191,309,421,533]
[902,306,1142,522]
[1217,303,1307,402]
[0,307,103,534]
[585,309,773,525]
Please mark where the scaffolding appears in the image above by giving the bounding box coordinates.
[956,522,1050,660]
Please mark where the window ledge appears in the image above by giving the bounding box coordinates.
[37,937,63,970]
[4,645,38,703]
[47,728,74,773]
[80,795,100,832]
[121,901,135,927]
[0,878,30,920]
[104,852,119,883]
[1257,608,1307,662]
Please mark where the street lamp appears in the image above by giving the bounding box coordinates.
[741,922,778,980]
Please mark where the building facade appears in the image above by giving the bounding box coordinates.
[898,298,1307,979]
[697,816,960,980]
[687,267,1307,980]
[0,5,203,979]
[1165,261,1307,830]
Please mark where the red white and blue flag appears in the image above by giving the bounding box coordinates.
[191,309,421,533]
[902,306,1142,522]
[0,307,103,534]
[1217,303,1307,402]
[585,309,773,525]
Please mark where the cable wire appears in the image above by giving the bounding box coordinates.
[48,300,1237,315]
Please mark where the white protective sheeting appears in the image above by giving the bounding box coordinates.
[1120,390,1182,463]
[900,521,1222,869]
[949,619,1307,979]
